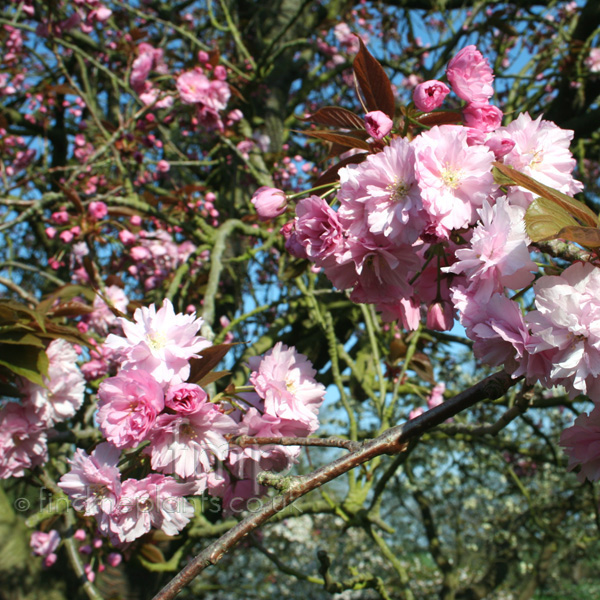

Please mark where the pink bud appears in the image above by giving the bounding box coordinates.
[426,302,454,331]
[364,110,393,140]
[157,159,170,172]
[462,102,503,132]
[412,80,450,112]
[251,186,287,221]
[88,201,108,220]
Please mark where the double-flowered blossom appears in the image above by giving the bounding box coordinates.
[147,395,237,479]
[0,403,48,479]
[495,112,583,206]
[107,475,196,544]
[97,369,164,448]
[413,125,496,236]
[412,80,450,112]
[444,197,537,302]
[58,443,122,534]
[526,262,600,398]
[560,406,600,482]
[249,342,326,432]
[20,338,86,426]
[105,298,211,386]
[446,45,494,103]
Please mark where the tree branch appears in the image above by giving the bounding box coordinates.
[152,370,517,600]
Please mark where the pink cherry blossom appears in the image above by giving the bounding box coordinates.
[0,403,47,478]
[97,369,164,448]
[164,382,209,414]
[20,338,85,426]
[249,342,325,432]
[88,201,108,219]
[87,285,129,336]
[105,298,211,386]
[58,443,121,533]
[30,530,60,568]
[108,475,195,544]
[526,262,600,398]
[443,197,537,302]
[338,137,424,241]
[496,112,583,206]
[560,405,600,482]
[148,402,237,478]
[462,102,503,132]
[364,110,393,139]
[414,125,496,236]
[446,45,494,103]
[413,80,450,112]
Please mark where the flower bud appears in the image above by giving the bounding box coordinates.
[251,187,287,221]
[413,80,450,112]
[364,110,393,139]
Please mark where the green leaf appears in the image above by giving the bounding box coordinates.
[525,196,579,242]
[0,345,48,385]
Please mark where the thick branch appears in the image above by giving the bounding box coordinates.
[152,370,517,600]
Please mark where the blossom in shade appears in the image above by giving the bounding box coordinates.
[58,443,121,534]
[20,338,85,426]
[412,80,450,112]
[0,403,47,478]
[249,342,325,432]
[560,405,600,482]
[107,474,196,544]
[148,402,237,479]
[105,298,211,386]
[30,530,60,568]
[295,195,346,266]
[446,45,494,103]
[427,383,446,409]
[251,187,287,220]
[451,288,532,377]
[526,262,600,398]
[364,110,393,139]
[97,369,164,448]
[443,198,537,302]
[87,285,129,336]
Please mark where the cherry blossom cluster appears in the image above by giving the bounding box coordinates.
[258,44,600,482]
[54,299,325,545]
[0,339,85,478]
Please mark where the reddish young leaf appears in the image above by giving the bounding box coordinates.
[188,343,237,384]
[352,37,395,118]
[303,130,371,151]
[556,225,600,248]
[415,110,463,127]
[315,153,368,187]
[304,106,366,130]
